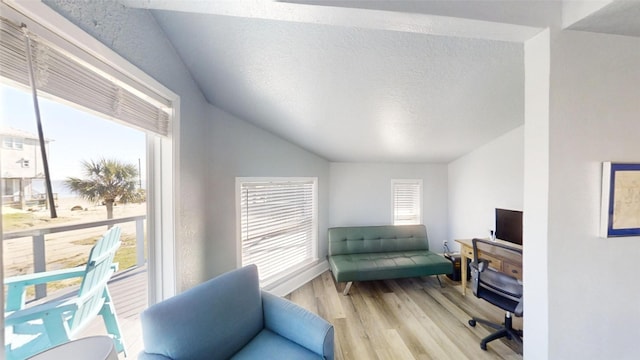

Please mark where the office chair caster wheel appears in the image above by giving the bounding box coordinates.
[480,343,487,351]
[469,319,476,327]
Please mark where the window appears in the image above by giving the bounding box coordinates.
[238,177,317,287]
[2,178,19,195]
[392,179,423,225]
[3,137,23,149]
[1,3,179,304]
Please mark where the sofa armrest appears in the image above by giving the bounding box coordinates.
[262,291,334,360]
[138,351,172,360]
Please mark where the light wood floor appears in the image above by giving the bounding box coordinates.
[286,272,523,360]
[50,267,521,359]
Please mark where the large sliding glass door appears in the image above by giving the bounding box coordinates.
[1,2,178,357]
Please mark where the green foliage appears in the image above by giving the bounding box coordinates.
[131,188,147,203]
[65,158,138,203]
[65,158,141,218]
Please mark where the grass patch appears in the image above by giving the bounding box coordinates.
[2,211,74,232]
[2,213,36,230]
[72,236,98,246]
[18,233,143,299]
[70,233,138,270]
[113,233,139,271]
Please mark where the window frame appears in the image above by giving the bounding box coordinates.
[3,0,180,304]
[391,178,423,225]
[236,177,318,288]
[3,137,23,150]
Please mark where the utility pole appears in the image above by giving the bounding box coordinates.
[24,27,56,218]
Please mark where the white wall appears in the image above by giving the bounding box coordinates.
[329,162,448,252]
[522,29,550,360]
[206,106,330,279]
[46,0,332,293]
[546,30,640,359]
[44,0,211,291]
[447,126,525,251]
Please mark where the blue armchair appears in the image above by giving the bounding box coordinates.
[139,264,334,360]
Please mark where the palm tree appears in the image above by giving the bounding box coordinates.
[65,158,141,219]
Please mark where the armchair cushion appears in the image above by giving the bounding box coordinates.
[138,353,172,360]
[231,329,322,360]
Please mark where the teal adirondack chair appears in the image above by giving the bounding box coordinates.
[4,226,126,359]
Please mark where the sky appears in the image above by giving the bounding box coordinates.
[0,83,146,185]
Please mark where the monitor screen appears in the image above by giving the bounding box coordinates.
[495,208,523,245]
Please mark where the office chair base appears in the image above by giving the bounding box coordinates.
[469,313,522,352]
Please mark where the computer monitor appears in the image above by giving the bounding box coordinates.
[495,208,523,245]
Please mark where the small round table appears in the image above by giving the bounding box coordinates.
[28,336,118,360]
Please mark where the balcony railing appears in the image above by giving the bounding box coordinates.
[2,193,59,209]
[2,215,146,300]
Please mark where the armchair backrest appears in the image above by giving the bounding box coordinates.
[4,226,125,359]
[140,264,264,360]
[70,226,121,331]
[471,238,523,316]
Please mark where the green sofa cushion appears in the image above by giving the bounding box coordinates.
[328,250,452,282]
[328,225,429,255]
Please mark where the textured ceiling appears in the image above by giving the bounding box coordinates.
[566,1,640,37]
[123,0,640,163]
[153,11,523,162]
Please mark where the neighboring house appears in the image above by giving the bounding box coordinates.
[0,127,52,209]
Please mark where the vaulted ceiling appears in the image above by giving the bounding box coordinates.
[122,0,640,163]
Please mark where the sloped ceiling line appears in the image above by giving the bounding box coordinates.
[118,0,638,163]
[122,0,543,43]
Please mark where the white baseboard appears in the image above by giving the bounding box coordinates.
[267,260,329,297]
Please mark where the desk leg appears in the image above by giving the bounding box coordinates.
[460,252,468,296]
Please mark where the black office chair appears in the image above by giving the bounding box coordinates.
[468,238,523,352]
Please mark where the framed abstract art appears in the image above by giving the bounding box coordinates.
[600,162,640,237]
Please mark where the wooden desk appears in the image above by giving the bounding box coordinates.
[455,238,523,296]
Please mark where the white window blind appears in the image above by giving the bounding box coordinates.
[0,16,171,136]
[239,178,317,285]
[392,179,423,225]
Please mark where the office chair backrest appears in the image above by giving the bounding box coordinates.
[471,238,523,316]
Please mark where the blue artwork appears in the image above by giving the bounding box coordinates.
[600,162,640,237]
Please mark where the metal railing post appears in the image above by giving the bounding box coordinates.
[136,218,145,267]
[33,234,46,299]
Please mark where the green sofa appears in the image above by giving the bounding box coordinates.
[327,225,453,295]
